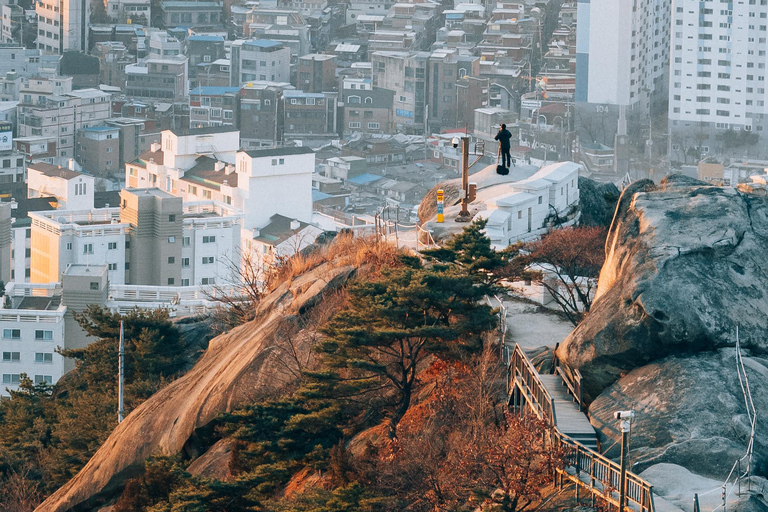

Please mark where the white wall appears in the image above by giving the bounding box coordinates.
[237,151,314,230]
[0,310,66,396]
[586,0,633,105]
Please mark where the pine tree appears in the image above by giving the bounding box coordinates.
[317,262,495,437]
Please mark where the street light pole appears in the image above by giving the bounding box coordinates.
[615,410,635,511]
[455,136,471,222]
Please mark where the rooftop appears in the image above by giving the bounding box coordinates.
[254,213,310,245]
[63,264,108,277]
[242,39,283,48]
[28,163,82,180]
[190,86,241,96]
[168,125,239,137]
[15,295,62,311]
[243,146,315,158]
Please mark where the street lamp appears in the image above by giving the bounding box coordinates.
[615,410,635,512]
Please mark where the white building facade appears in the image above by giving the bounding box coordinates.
[668,0,768,152]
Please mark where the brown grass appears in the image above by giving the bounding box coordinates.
[269,233,405,290]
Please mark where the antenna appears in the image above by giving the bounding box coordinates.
[118,320,125,423]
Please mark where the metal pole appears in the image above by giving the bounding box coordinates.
[619,429,628,511]
[455,136,471,221]
[118,320,125,423]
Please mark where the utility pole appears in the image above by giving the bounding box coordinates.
[118,320,125,423]
[455,136,471,222]
[615,410,634,511]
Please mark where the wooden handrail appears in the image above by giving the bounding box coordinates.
[510,344,655,512]
[552,348,584,411]
[510,344,557,425]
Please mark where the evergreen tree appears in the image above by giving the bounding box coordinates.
[422,219,530,286]
[317,261,495,436]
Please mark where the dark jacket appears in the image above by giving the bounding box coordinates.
[494,128,512,149]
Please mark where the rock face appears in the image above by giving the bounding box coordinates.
[557,175,768,399]
[35,261,357,512]
[590,350,768,478]
[577,177,620,228]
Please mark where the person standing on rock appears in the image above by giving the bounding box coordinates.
[495,123,513,169]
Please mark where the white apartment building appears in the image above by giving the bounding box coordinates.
[27,162,95,209]
[37,0,89,54]
[669,0,768,153]
[28,200,243,287]
[125,127,314,233]
[17,81,112,160]
[576,0,670,107]
[180,202,243,287]
[575,0,670,146]
[0,282,66,394]
[30,208,130,285]
[229,39,291,87]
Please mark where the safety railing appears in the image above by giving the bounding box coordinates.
[510,344,655,512]
[509,344,557,425]
[554,352,584,412]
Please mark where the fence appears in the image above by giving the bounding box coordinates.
[509,344,655,512]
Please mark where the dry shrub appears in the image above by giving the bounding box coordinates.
[269,233,404,289]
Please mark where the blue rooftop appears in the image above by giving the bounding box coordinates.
[346,173,382,185]
[188,35,224,42]
[81,126,119,132]
[312,188,333,201]
[190,86,241,95]
[243,39,282,48]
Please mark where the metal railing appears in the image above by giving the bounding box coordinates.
[509,344,557,425]
[554,353,584,412]
[509,344,655,512]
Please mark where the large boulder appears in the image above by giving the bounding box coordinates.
[590,349,768,478]
[35,261,357,512]
[577,176,620,228]
[557,175,768,398]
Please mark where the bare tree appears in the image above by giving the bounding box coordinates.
[525,226,606,326]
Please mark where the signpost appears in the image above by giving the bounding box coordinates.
[0,122,12,152]
[436,188,444,223]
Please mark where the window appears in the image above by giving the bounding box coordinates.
[66,242,73,251]
[4,329,20,339]
[201,277,216,285]
[368,122,380,129]
[202,235,216,243]
[169,214,176,222]
[202,256,215,264]
[349,122,361,128]
[35,330,52,341]
[2,351,20,362]
[90,282,99,290]
[108,263,117,271]
[108,242,117,250]
[183,237,191,247]
[2,374,20,384]
[125,262,130,270]
[35,352,53,364]
[167,278,175,285]
[83,244,93,254]
[34,375,52,385]
[538,196,543,205]
[182,279,190,286]
[168,257,175,264]
[182,258,190,268]
[168,236,176,243]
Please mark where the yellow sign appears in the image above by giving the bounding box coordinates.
[436,189,444,223]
